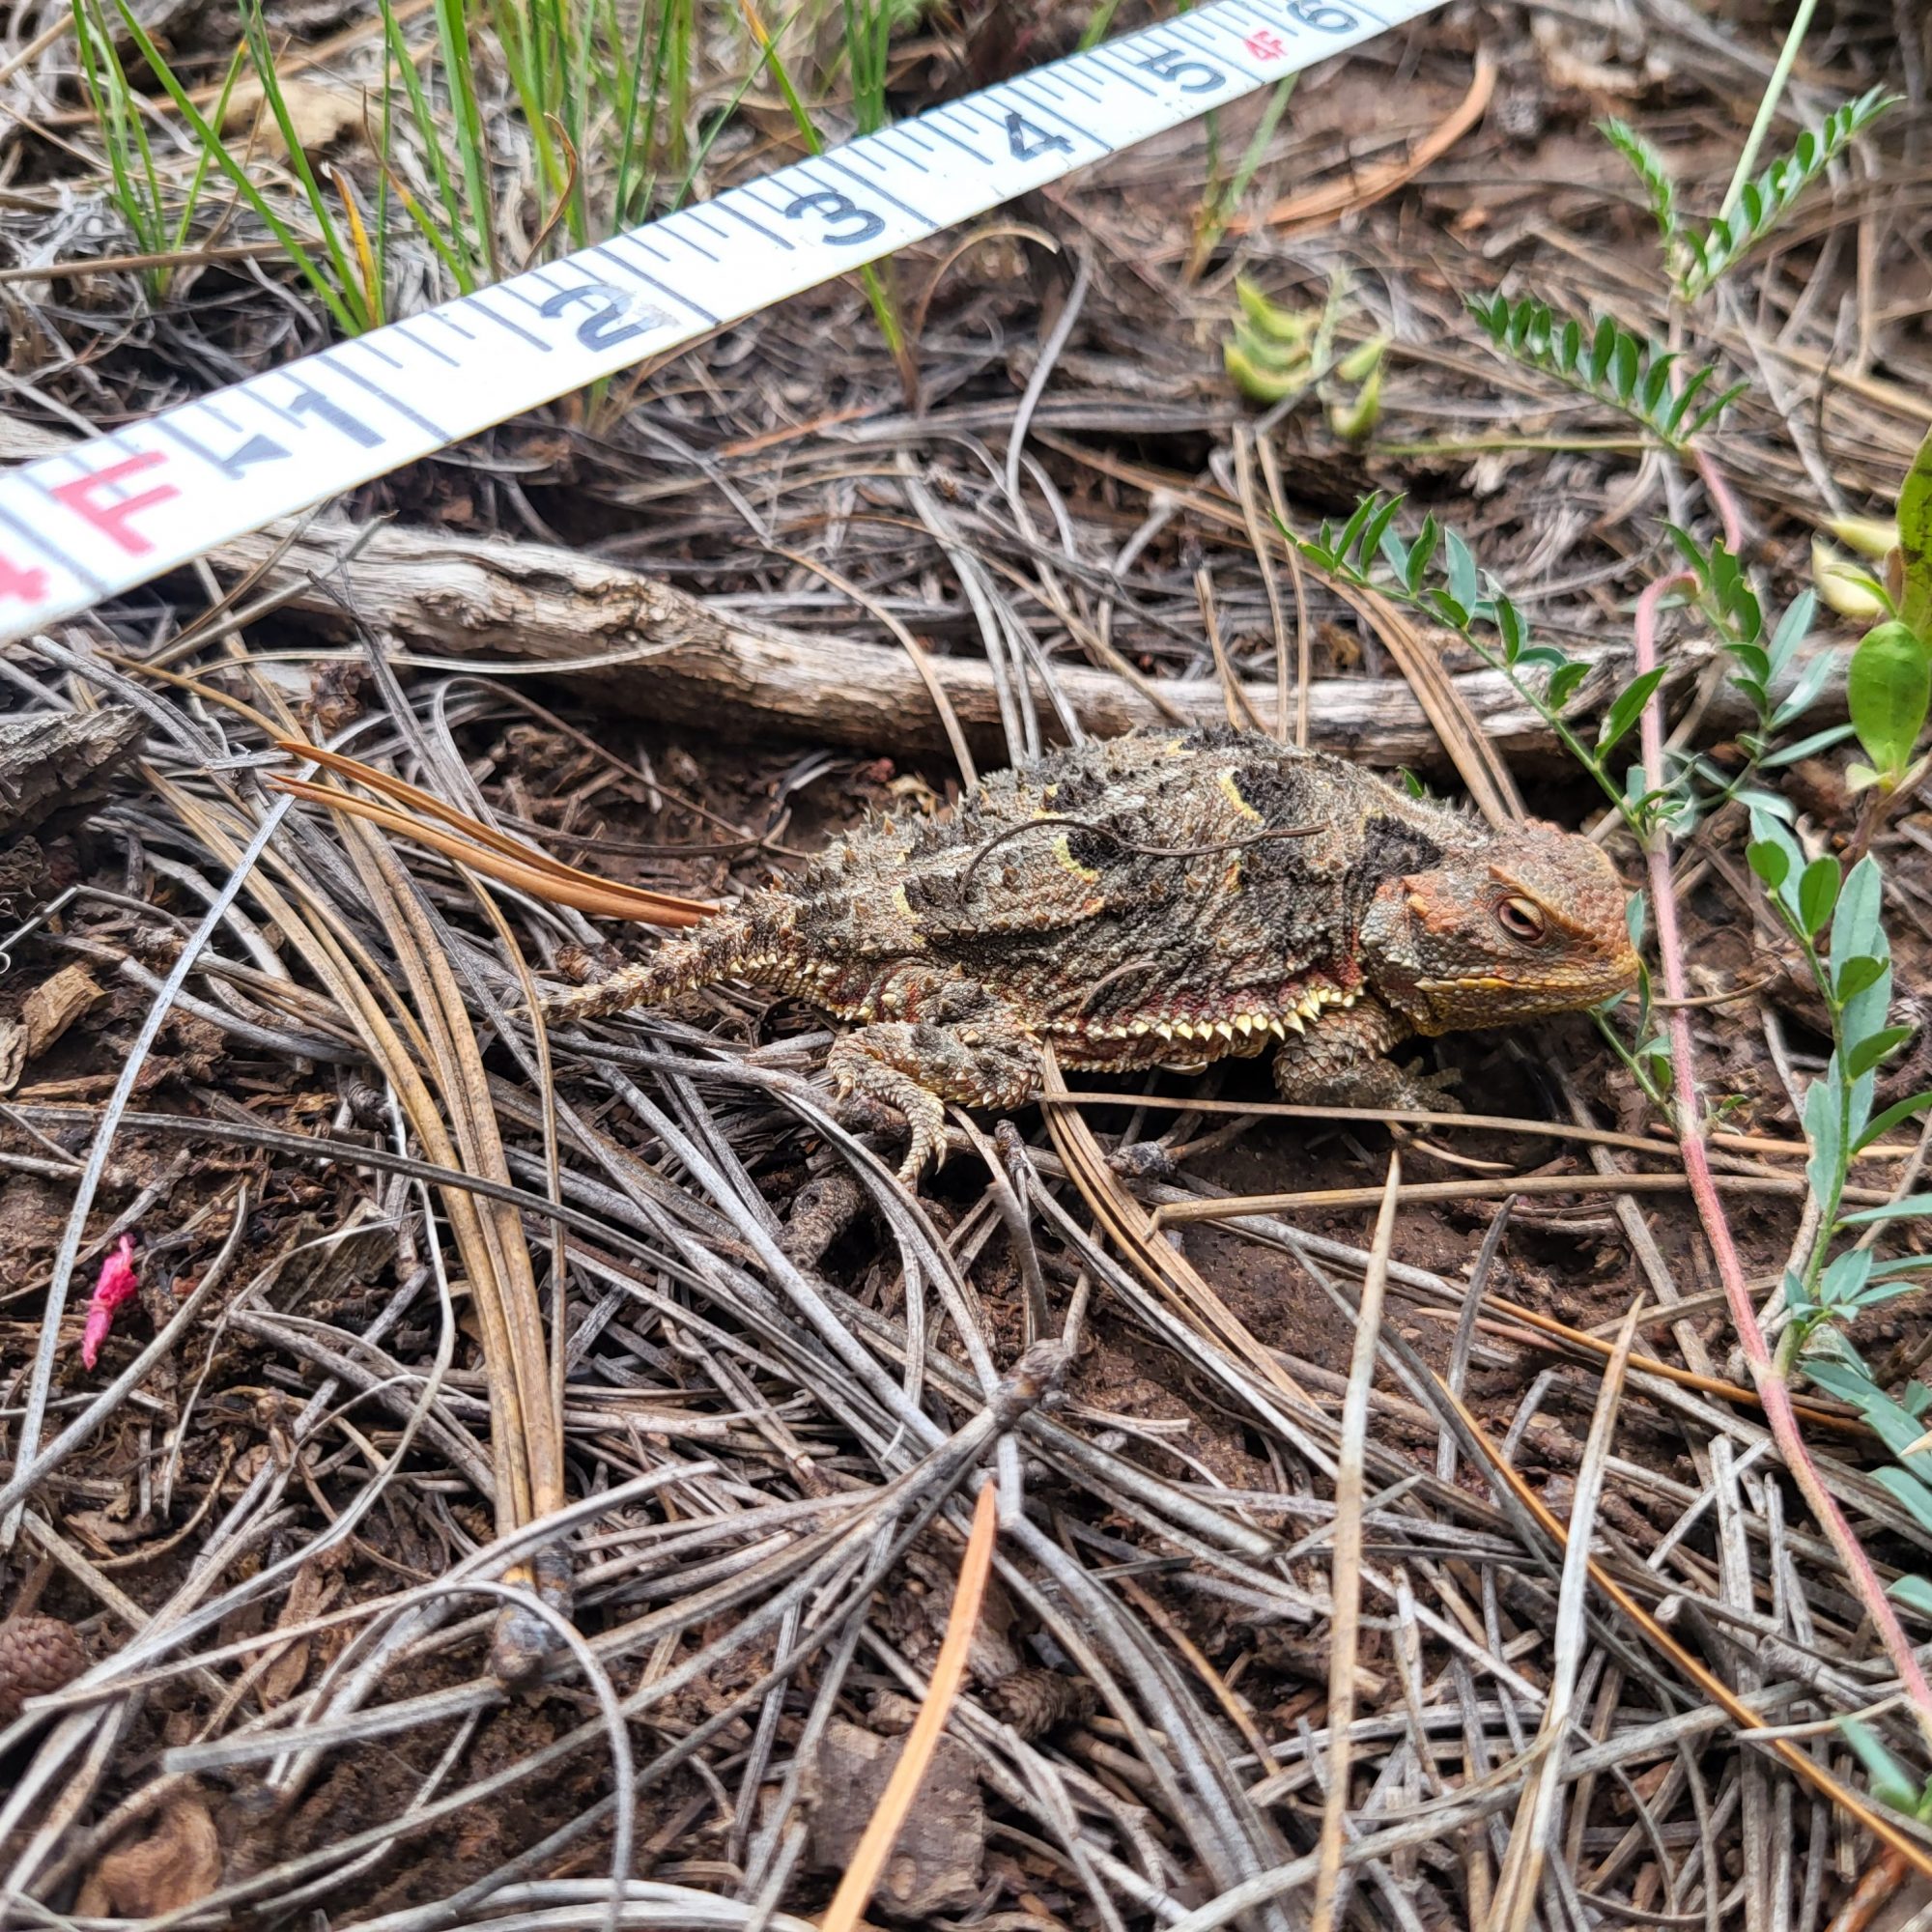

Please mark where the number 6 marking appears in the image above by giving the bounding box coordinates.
[783,188,886,246]
[1286,0,1359,29]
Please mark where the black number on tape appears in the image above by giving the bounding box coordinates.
[538,282,668,352]
[1005,109,1074,161]
[1286,1,1360,30]
[783,188,886,245]
[1134,43,1224,90]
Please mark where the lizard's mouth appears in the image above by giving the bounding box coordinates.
[1411,953,1638,1017]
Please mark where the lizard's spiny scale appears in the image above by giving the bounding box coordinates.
[541,726,1637,1184]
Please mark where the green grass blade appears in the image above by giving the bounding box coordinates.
[104,0,360,332]
[1078,0,1124,49]
[746,0,906,376]
[71,0,166,271]
[671,1,801,209]
[377,0,478,291]
[171,44,249,255]
[605,0,661,231]
[240,0,368,328]
[430,0,500,280]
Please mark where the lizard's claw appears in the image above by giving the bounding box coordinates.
[828,1037,947,1188]
[1400,1062,1466,1112]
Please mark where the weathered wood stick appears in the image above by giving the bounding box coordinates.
[216,521,1844,769]
[0,709,145,838]
[2,400,1845,771]
[228,522,1546,762]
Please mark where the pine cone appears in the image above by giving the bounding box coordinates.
[981,1667,1096,1741]
[0,1616,85,1722]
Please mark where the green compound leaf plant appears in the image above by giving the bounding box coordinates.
[1302,66,1932,1780]
[1463,295,1744,453]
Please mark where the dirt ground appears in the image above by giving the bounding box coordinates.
[4,0,1932,1927]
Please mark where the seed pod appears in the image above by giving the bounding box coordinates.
[1812,539,1888,620]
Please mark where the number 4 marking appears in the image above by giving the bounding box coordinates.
[1006,109,1074,163]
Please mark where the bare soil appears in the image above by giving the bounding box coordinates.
[4,1,1932,1927]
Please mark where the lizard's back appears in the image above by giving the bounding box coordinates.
[782,727,1487,1048]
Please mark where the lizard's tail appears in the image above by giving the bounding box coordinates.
[541,919,753,1022]
[540,899,800,1023]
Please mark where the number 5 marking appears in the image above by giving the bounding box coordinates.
[1286,1,1359,29]
[1134,43,1224,90]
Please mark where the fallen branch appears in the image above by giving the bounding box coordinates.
[0,708,145,838]
[214,521,1551,764]
[211,520,1848,768]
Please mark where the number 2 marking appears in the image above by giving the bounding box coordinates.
[538,283,668,352]
[783,188,886,246]
[1005,109,1074,162]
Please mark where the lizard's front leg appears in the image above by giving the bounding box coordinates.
[827,989,1040,1184]
[1270,992,1463,1113]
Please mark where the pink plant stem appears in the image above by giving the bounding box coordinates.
[1637,467,1932,1740]
[1693,449,1746,556]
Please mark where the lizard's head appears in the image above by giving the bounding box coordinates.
[1359,824,1637,1036]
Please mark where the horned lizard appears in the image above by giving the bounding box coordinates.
[544,728,1637,1180]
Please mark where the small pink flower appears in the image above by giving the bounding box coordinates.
[81,1235,140,1371]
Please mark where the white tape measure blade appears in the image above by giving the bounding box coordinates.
[0,0,1442,645]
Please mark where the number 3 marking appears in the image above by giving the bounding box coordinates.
[783,189,886,246]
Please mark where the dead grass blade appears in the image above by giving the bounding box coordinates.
[763,546,979,788]
[1150,1170,1894,1216]
[1037,1048,1320,1419]
[1196,565,1266,735]
[1232,53,1497,236]
[1311,1151,1400,1932]
[1445,1378,1932,1883]
[382,857,568,1669]
[1491,1301,1640,1930]
[819,1480,999,1932]
[272,756,568,1680]
[1254,435,1311,748]
[1146,1172,1864,1433]
[271,740,717,925]
[1462,1299,1859,1434]
[270,774,710,923]
[1231,431,1292,746]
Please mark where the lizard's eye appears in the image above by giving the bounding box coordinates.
[1496,895,1547,944]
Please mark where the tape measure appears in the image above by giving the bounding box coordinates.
[0,0,1443,647]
